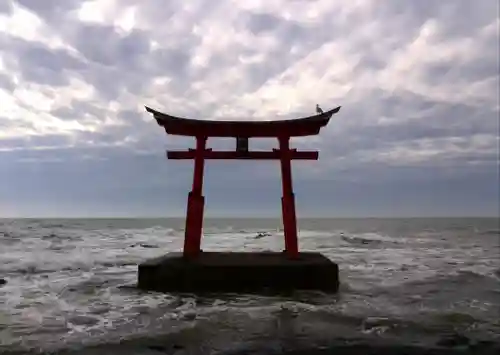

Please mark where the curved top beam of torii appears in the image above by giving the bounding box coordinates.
[145,106,341,138]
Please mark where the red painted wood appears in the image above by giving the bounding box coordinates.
[184,193,204,258]
[191,137,206,194]
[183,137,206,258]
[146,106,340,137]
[278,137,299,258]
[167,150,319,160]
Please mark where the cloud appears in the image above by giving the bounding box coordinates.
[0,0,498,217]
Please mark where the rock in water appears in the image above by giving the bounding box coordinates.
[436,333,470,347]
[0,278,6,286]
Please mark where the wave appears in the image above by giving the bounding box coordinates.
[1,300,499,354]
[370,269,500,309]
[456,269,500,281]
[480,229,500,236]
[339,232,407,248]
[0,257,141,275]
[341,235,384,246]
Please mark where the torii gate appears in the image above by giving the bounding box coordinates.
[145,106,341,259]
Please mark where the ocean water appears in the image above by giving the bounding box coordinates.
[0,217,499,354]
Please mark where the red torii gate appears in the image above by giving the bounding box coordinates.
[145,106,341,259]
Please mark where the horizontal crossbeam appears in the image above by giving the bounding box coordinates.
[167,149,319,160]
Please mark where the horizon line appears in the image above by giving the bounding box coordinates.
[0,215,498,220]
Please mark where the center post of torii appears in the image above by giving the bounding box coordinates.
[138,106,341,294]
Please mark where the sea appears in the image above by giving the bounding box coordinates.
[0,217,499,355]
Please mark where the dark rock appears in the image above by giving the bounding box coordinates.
[147,345,167,352]
[140,243,159,248]
[138,251,339,294]
[255,232,271,239]
[130,243,159,248]
[469,339,498,350]
[0,278,6,286]
[147,344,184,352]
[436,333,470,347]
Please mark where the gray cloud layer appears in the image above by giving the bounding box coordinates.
[0,0,498,217]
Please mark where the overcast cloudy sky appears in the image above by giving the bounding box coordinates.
[0,0,498,218]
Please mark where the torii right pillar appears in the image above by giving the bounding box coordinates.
[279,136,299,258]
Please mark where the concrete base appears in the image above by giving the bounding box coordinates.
[137,251,339,294]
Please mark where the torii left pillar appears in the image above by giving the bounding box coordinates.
[279,136,299,259]
[184,136,206,258]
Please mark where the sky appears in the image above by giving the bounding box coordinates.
[0,0,499,218]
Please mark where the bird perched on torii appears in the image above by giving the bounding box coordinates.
[316,104,324,114]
